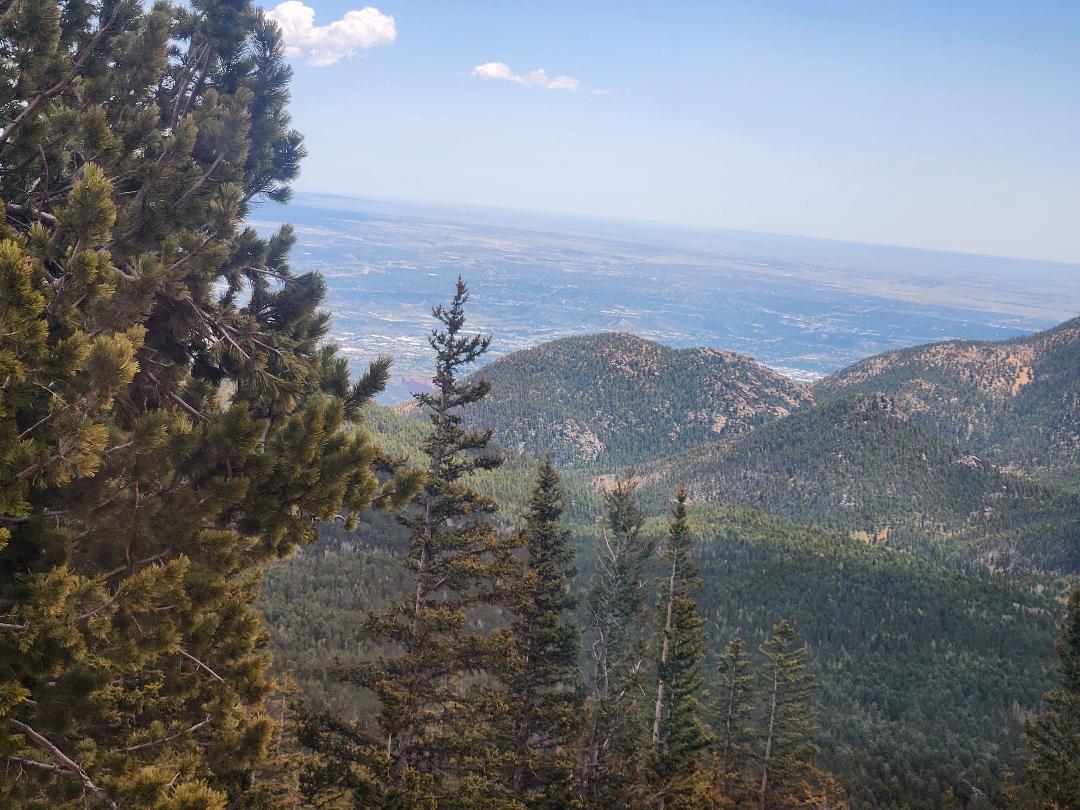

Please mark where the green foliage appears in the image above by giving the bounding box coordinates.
[4,0,1077,806]
[649,485,711,808]
[261,483,1064,809]
[581,475,654,806]
[710,636,754,777]
[753,619,819,809]
[495,458,584,807]
[0,1,396,805]
[300,279,521,807]
[1025,585,1080,808]
[645,393,1080,575]
[689,504,1059,809]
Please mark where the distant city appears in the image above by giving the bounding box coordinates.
[252,193,1080,403]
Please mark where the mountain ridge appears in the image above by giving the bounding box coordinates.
[813,315,1080,480]
[637,392,1080,573]
[467,331,813,469]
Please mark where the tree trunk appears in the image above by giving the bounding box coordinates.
[652,552,678,744]
[759,670,779,810]
[653,552,678,810]
[393,382,446,787]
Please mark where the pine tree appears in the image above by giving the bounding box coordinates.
[581,474,653,806]
[303,278,518,808]
[1026,585,1080,808]
[495,457,584,808]
[711,635,754,783]
[649,484,710,809]
[0,1,408,806]
[754,620,819,810]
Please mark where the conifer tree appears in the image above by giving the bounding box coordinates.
[711,635,754,783]
[496,457,584,807]
[712,639,756,773]
[649,484,710,809]
[1026,584,1080,809]
[0,0,408,806]
[581,474,652,806]
[754,620,819,810]
[303,278,517,807]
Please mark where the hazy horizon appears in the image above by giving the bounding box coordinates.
[270,1,1080,264]
[254,192,1080,402]
[290,188,1080,269]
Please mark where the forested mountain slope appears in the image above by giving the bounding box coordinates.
[642,393,1080,573]
[258,325,1079,808]
[813,316,1080,481]
[259,497,1063,810]
[687,505,1059,810]
[467,332,812,469]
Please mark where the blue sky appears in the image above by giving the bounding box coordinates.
[263,1,1080,263]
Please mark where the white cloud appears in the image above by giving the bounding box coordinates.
[267,2,396,67]
[471,62,582,92]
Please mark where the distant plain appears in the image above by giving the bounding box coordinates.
[253,193,1080,402]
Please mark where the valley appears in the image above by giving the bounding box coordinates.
[261,307,1080,809]
[4,4,1078,808]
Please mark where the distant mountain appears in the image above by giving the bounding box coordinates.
[813,316,1080,482]
[643,393,1080,573]
[467,332,812,469]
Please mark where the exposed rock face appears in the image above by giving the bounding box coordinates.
[813,317,1080,479]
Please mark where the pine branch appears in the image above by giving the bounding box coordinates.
[179,649,226,683]
[7,719,118,809]
[4,203,58,226]
[0,5,122,151]
[2,508,68,526]
[122,717,212,752]
[173,153,224,207]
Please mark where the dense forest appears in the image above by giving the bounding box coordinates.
[1,0,1078,808]
[259,393,1069,808]
[640,392,1080,575]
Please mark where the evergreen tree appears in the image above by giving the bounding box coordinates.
[754,620,819,810]
[1026,584,1080,808]
[0,1,409,806]
[711,635,754,782]
[302,278,517,808]
[581,474,652,806]
[649,484,710,809]
[496,457,584,807]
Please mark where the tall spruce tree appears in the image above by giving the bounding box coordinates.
[493,457,583,808]
[581,474,652,806]
[649,484,710,810]
[754,620,819,810]
[303,278,518,808]
[0,1,408,806]
[1026,584,1080,808]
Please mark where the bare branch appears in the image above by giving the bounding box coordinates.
[179,649,225,683]
[7,719,118,809]
[4,203,58,226]
[173,154,223,207]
